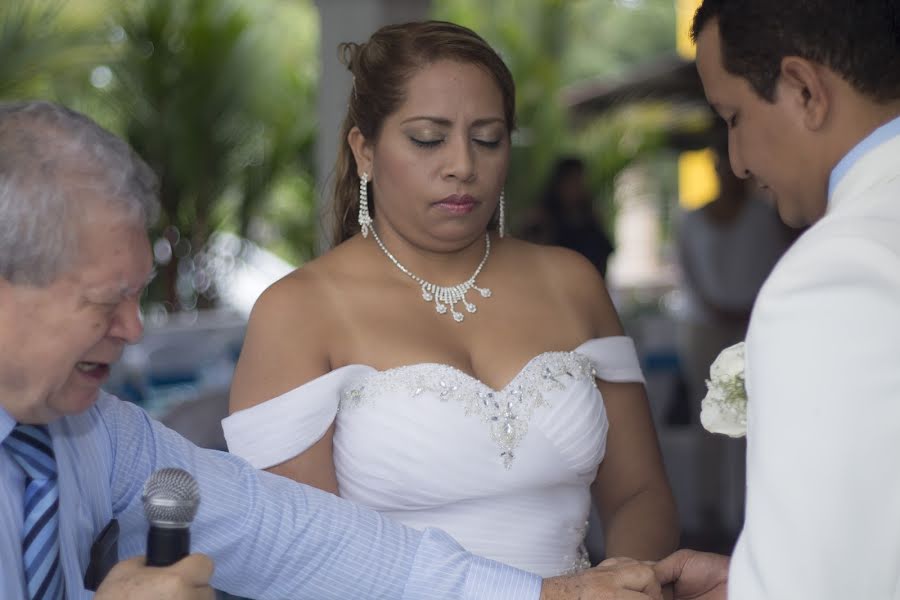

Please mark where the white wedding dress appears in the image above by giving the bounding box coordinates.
[222,336,645,577]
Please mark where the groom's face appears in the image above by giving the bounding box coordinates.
[696,20,828,227]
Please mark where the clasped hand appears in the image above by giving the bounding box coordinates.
[541,549,729,600]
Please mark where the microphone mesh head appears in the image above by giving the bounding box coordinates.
[142,467,200,528]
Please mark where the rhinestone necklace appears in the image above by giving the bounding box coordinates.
[370,227,492,322]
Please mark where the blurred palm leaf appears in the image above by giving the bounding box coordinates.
[106,0,316,308]
[0,0,104,99]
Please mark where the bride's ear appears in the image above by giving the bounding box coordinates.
[348,126,373,177]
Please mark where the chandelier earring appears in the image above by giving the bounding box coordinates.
[498,189,506,238]
[358,172,372,238]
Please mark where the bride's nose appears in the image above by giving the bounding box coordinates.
[442,135,477,182]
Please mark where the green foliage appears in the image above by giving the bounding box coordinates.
[104,0,317,308]
[0,0,320,310]
[566,0,676,82]
[2,0,679,309]
[0,0,104,99]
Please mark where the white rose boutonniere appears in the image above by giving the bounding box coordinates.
[700,341,748,438]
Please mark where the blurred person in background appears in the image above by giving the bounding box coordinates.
[673,136,796,535]
[520,156,615,279]
[675,135,797,423]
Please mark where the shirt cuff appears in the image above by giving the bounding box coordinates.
[465,555,543,600]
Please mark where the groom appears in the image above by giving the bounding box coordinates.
[654,0,900,598]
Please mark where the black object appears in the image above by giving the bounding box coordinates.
[83,519,119,591]
[146,525,191,567]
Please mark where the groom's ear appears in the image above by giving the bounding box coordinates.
[778,56,830,131]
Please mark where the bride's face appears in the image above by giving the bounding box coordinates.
[363,59,510,250]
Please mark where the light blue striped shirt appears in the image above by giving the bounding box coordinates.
[0,392,542,599]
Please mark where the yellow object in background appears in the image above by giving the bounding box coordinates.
[676,0,716,210]
[679,148,720,210]
[676,0,701,59]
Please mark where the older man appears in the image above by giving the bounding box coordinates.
[656,0,900,598]
[0,100,662,599]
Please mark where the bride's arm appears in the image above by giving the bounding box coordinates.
[591,377,679,560]
[559,250,679,560]
[228,268,340,494]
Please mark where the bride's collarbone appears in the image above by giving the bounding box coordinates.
[328,268,591,387]
[340,320,586,391]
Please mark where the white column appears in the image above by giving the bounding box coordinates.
[313,0,432,252]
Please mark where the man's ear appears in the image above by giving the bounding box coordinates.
[779,56,830,130]
[347,126,374,178]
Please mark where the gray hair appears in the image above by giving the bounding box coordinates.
[0,100,160,286]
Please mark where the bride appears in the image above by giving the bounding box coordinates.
[222,20,678,577]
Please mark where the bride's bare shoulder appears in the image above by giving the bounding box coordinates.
[502,238,604,288]
[230,240,369,410]
[243,239,372,345]
[501,238,621,337]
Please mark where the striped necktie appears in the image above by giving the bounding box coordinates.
[3,424,64,600]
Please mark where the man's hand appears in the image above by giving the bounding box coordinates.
[541,558,662,600]
[653,549,729,600]
[95,554,215,600]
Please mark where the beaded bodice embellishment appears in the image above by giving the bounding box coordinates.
[341,351,598,469]
[561,521,592,575]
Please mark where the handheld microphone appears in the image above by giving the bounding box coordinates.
[141,467,200,567]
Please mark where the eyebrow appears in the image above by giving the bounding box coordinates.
[89,269,157,300]
[399,116,506,127]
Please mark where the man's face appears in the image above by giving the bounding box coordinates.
[0,198,153,424]
[695,21,828,226]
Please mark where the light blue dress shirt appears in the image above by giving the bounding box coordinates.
[828,115,900,200]
[0,392,541,599]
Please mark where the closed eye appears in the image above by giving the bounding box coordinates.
[410,137,502,149]
[92,300,122,316]
[410,137,444,148]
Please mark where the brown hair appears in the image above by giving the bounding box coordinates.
[330,20,516,246]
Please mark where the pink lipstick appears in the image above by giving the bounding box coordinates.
[434,194,479,215]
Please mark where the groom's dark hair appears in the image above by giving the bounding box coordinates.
[691,0,900,103]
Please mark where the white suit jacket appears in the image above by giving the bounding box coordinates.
[730,129,900,599]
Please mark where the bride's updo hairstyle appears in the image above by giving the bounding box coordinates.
[331,20,516,246]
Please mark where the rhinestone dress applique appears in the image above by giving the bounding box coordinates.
[561,521,592,575]
[340,352,598,469]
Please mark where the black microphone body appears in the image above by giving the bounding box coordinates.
[146,526,191,567]
[142,468,201,567]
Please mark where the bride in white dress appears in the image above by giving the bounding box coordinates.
[223,20,678,578]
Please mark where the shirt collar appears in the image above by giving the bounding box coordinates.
[829,114,900,201]
[0,404,15,444]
